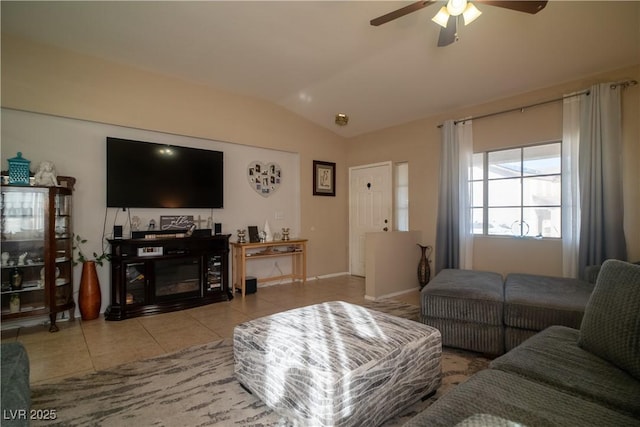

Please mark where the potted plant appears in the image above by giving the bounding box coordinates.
[73,235,110,321]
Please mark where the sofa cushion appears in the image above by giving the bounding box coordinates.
[578,259,640,380]
[402,369,639,427]
[504,327,538,352]
[504,273,593,331]
[491,325,640,416]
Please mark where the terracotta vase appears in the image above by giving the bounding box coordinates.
[79,261,101,320]
[417,244,432,290]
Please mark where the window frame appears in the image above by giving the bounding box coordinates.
[394,161,409,231]
[471,141,562,239]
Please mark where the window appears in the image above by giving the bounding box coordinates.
[471,142,561,238]
[395,162,409,231]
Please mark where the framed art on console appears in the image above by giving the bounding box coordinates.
[248,226,260,243]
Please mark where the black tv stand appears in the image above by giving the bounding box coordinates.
[105,234,232,321]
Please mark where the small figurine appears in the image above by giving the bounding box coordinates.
[1,252,9,266]
[17,252,27,266]
[131,216,141,231]
[11,268,23,290]
[33,160,59,186]
[10,294,20,313]
[263,220,273,242]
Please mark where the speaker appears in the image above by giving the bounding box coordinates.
[243,276,257,294]
[214,223,222,235]
[113,225,123,239]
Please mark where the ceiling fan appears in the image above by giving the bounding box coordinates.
[370,0,547,47]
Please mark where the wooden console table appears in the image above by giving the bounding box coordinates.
[231,239,307,297]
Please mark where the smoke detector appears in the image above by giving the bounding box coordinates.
[335,113,349,126]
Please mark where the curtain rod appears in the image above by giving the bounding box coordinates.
[437,79,638,128]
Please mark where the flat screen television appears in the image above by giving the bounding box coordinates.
[106,137,223,209]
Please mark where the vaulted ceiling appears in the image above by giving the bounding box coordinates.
[2,1,639,137]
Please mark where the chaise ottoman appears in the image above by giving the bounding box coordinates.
[421,269,505,355]
[233,301,441,427]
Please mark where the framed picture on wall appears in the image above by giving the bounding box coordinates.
[313,160,336,197]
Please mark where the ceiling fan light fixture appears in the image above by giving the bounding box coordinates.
[431,6,450,28]
[446,0,468,17]
[462,2,482,25]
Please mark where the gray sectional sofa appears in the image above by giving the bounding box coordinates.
[421,267,594,355]
[1,342,30,427]
[407,259,640,426]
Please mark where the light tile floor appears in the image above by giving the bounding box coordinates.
[1,275,421,385]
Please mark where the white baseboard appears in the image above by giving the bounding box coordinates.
[254,272,350,288]
[365,286,420,301]
[311,271,350,280]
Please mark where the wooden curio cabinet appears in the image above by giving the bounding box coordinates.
[1,178,76,332]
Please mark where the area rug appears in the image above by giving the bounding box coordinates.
[31,300,490,426]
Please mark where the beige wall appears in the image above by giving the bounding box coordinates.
[1,34,350,287]
[2,34,638,285]
[348,65,640,277]
[365,231,421,300]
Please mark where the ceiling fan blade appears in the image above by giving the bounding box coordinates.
[370,0,436,26]
[476,1,547,14]
[437,15,457,47]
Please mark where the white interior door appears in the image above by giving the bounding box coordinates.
[349,162,393,277]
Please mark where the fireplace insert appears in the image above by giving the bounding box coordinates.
[154,257,202,301]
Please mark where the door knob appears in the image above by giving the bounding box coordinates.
[383,227,388,232]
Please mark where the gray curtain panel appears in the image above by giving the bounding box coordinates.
[435,120,460,273]
[578,83,628,277]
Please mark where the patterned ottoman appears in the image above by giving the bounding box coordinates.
[233,301,442,427]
